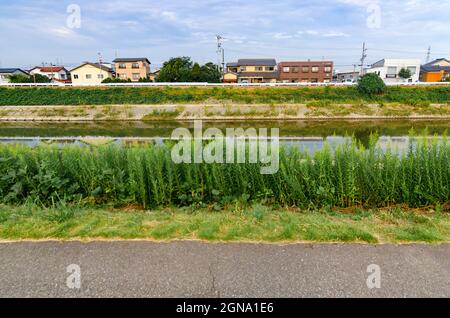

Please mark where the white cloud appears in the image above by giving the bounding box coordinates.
[273,32,294,39]
[323,31,350,37]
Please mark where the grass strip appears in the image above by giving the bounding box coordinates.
[0,204,448,243]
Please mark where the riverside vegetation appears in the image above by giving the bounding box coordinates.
[0,134,448,209]
[1,86,450,106]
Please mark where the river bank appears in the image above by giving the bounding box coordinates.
[0,103,449,121]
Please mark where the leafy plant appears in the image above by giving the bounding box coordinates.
[357,73,387,95]
[398,68,412,80]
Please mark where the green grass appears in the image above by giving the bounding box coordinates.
[0,203,448,243]
[1,86,450,105]
[142,107,185,120]
[0,134,448,209]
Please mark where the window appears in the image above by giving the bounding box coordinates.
[311,66,319,73]
[132,63,139,69]
[311,78,318,83]
[73,74,79,79]
[86,74,92,79]
[98,74,104,79]
[119,73,127,79]
[324,66,332,72]
[119,63,126,69]
[60,74,66,79]
[283,67,290,73]
[265,66,274,71]
[386,66,397,78]
[132,73,140,80]
[240,66,246,72]
[292,67,299,73]
[302,66,309,73]
[255,66,264,71]
[407,66,417,75]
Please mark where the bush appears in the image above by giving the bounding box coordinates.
[399,68,412,80]
[102,78,131,84]
[0,86,449,106]
[0,136,448,208]
[9,74,50,83]
[357,73,387,95]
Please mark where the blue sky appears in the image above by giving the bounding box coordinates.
[1,0,450,72]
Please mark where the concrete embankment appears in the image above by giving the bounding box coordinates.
[0,103,449,121]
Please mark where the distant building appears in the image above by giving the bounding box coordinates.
[420,58,450,82]
[225,59,278,83]
[70,62,113,86]
[334,71,360,83]
[0,68,29,84]
[365,59,421,83]
[278,61,333,83]
[149,69,160,82]
[29,66,70,83]
[113,58,151,81]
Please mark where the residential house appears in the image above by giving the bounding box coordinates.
[0,68,29,84]
[365,59,421,83]
[149,69,160,82]
[70,62,113,86]
[113,58,151,81]
[334,71,360,83]
[278,61,333,83]
[29,66,70,83]
[420,58,450,82]
[225,59,278,83]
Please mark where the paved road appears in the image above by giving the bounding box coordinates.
[0,241,448,298]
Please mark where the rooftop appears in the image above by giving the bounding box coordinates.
[228,59,277,67]
[113,58,151,64]
[421,65,450,72]
[0,68,27,74]
[70,62,113,73]
[31,66,66,73]
[423,58,450,67]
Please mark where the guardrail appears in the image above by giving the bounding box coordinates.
[1,82,450,88]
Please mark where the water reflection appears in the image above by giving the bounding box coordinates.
[0,136,445,154]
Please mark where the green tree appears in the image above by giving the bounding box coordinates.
[156,57,221,83]
[199,62,221,83]
[357,73,386,95]
[191,63,202,82]
[9,74,50,83]
[398,68,412,80]
[156,57,193,82]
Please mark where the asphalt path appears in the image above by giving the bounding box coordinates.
[0,241,448,298]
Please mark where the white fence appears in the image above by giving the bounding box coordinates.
[1,82,450,88]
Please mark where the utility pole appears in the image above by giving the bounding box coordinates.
[216,35,225,78]
[98,52,103,82]
[50,63,54,81]
[426,46,431,63]
[359,42,368,76]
